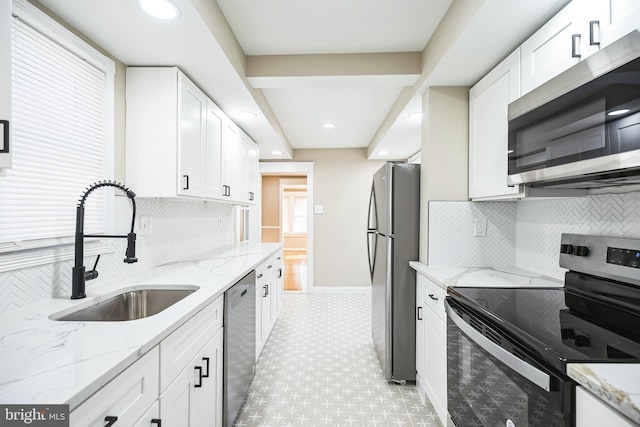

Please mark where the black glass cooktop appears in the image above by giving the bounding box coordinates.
[447,281,640,373]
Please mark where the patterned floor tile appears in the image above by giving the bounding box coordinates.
[234,293,442,427]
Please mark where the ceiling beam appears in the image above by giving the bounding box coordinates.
[246,52,421,88]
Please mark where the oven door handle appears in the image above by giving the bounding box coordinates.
[446,302,551,392]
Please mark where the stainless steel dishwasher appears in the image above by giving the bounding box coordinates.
[223,270,256,427]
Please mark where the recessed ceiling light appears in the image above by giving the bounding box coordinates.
[322,123,336,129]
[608,108,630,116]
[408,112,422,120]
[272,150,282,155]
[507,150,514,154]
[140,0,180,20]
[238,111,257,120]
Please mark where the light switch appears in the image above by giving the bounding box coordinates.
[314,205,324,215]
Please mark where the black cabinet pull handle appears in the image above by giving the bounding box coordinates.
[151,420,162,427]
[263,285,268,297]
[194,366,203,388]
[202,357,210,378]
[0,120,9,154]
[267,265,272,269]
[257,273,263,279]
[571,34,581,58]
[277,268,282,278]
[241,289,248,297]
[104,416,118,427]
[417,306,423,320]
[589,20,600,46]
[183,175,189,190]
[249,192,254,201]
[428,294,439,302]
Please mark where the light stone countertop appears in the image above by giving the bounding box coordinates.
[0,242,281,410]
[568,364,640,425]
[408,262,563,289]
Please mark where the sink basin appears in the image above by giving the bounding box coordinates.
[52,287,198,321]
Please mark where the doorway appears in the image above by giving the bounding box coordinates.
[259,162,314,293]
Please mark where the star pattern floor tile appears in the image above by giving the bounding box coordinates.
[234,293,442,427]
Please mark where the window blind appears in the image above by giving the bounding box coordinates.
[0,2,114,249]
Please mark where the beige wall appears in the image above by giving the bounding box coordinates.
[420,87,470,262]
[288,148,385,287]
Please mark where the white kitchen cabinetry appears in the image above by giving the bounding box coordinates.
[0,0,11,171]
[220,122,259,204]
[160,329,223,427]
[521,2,585,95]
[126,67,257,204]
[576,386,635,427]
[415,274,447,426]
[521,0,640,95]
[245,136,259,203]
[69,348,160,427]
[255,250,284,361]
[469,49,524,200]
[133,402,160,427]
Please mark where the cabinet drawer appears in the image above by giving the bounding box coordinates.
[70,348,159,427]
[421,276,446,321]
[160,296,223,392]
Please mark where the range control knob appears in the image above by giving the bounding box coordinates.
[575,246,590,257]
[560,244,575,254]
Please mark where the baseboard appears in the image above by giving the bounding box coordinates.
[312,286,371,294]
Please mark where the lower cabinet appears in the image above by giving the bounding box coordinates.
[576,386,635,427]
[160,328,223,427]
[70,295,224,427]
[255,250,284,361]
[69,348,159,427]
[415,274,448,426]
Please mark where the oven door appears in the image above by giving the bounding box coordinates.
[446,299,573,427]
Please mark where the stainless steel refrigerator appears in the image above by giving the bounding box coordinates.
[367,162,420,383]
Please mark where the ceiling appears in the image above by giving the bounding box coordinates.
[36,0,569,160]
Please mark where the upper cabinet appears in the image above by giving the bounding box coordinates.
[126,67,258,204]
[469,49,523,200]
[0,0,11,171]
[521,0,640,95]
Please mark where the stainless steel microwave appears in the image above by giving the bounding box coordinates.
[507,30,640,189]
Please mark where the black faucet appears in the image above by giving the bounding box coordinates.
[71,181,138,299]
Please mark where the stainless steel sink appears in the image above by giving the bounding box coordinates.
[51,287,198,321]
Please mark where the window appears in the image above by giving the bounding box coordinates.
[282,189,307,234]
[0,0,114,267]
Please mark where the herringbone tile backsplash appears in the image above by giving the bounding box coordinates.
[0,198,236,314]
[429,191,640,280]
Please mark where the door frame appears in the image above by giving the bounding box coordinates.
[258,162,314,294]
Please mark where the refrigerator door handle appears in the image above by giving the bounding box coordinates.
[367,231,377,280]
[367,183,377,231]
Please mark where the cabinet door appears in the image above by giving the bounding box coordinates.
[178,73,207,197]
[598,0,640,48]
[133,401,160,427]
[160,331,224,427]
[469,49,522,200]
[205,99,223,199]
[260,279,273,343]
[415,277,426,382]
[576,386,635,427]
[0,0,11,170]
[521,2,582,95]
[244,137,259,203]
[221,122,239,200]
[70,348,159,427]
[424,305,447,424]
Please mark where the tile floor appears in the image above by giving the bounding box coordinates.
[234,293,442,427]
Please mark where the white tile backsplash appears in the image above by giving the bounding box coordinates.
[0,198,236,314]
[428,191,640,281]
[428,201,517,267]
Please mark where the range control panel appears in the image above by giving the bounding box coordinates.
[560,234,640,287]
[607,247,640,268]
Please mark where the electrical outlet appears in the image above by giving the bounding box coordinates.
[140,216,152,236]
[474,217,487,237]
